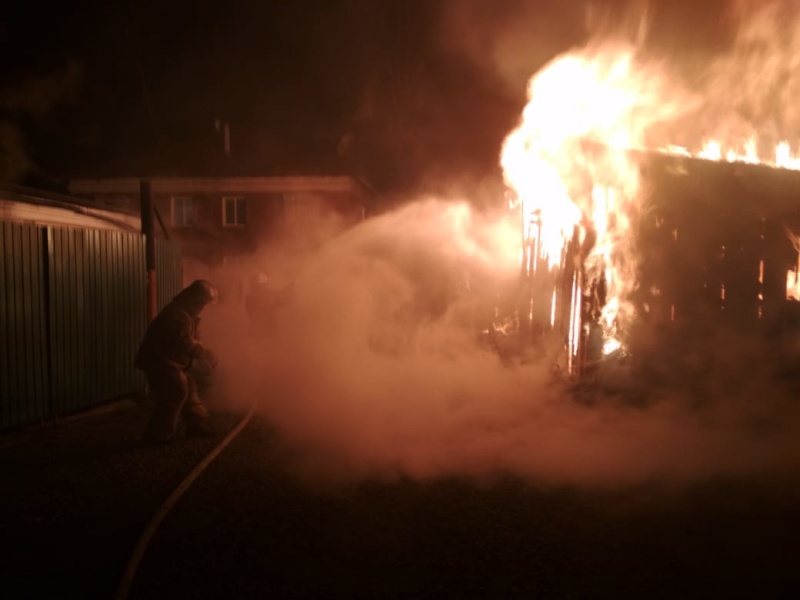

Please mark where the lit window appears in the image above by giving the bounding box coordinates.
[223,196,247,227]
[172,196,195,227]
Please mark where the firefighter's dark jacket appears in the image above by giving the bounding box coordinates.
[134,301,206,371]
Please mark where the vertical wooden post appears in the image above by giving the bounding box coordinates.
[140,180,157,321]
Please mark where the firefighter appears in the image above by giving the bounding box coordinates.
[135,279,219,444]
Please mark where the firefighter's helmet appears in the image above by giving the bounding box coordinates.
[181,279,219,306]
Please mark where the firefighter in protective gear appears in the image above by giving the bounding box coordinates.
[135,279,219,444]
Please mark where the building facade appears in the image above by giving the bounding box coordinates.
[69,175,375,265]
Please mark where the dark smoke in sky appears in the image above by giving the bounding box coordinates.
[0,0,743,195]
[0,59,82,184]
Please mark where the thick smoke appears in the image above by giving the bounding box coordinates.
[439,0,666,95]
[439,0,800,155]
[193,0,800,491]
[197,199,800,491]
[689,0,800,152]
[438,0,582,93]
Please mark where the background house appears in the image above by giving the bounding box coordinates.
[69,174,375,262]
[68,127,378,299]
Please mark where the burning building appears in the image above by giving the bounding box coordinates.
[491,42,800,391]
[498,149,800,386]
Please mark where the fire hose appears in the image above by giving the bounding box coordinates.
[113,399,257,600]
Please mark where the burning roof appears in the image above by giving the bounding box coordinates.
[495,37,800,386]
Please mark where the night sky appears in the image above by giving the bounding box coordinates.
[1,0,734,196]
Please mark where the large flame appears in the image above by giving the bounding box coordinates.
[501,15,800,358]
[501,45,685,354]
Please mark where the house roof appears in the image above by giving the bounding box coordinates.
[66,130,380,206]
[69,175,377,200]
[66,132,358,180]
[0,182,140,232]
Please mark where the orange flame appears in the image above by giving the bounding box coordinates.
[501,21,800,358]
[501,45,683,354]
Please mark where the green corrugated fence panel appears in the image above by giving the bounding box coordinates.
[0,222,48,429]
[48,227,149,416]
[49,228,72,414]
[1,224,182,429]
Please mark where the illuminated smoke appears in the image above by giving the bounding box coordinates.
[196,1,800,490]
[200,199,800,490]
[687,0,800,158]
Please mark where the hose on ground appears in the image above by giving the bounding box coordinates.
[114,400,257,600]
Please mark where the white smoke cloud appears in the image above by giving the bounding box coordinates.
[188,0,800,492]
[196,198,800,491]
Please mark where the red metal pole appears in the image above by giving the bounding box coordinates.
[148,269,157,321]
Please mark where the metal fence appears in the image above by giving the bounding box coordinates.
[1,222,182,430]
[155,237,183,309]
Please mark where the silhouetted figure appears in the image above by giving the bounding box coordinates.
[135,279,219,444]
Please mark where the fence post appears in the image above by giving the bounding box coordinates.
[140,180,157,321]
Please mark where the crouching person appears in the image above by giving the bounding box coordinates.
[135,279,219,444]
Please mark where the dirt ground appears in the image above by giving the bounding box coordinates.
[1,396,799,600]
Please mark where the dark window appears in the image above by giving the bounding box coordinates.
[223,196,246,226]
[172,196,195,227]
